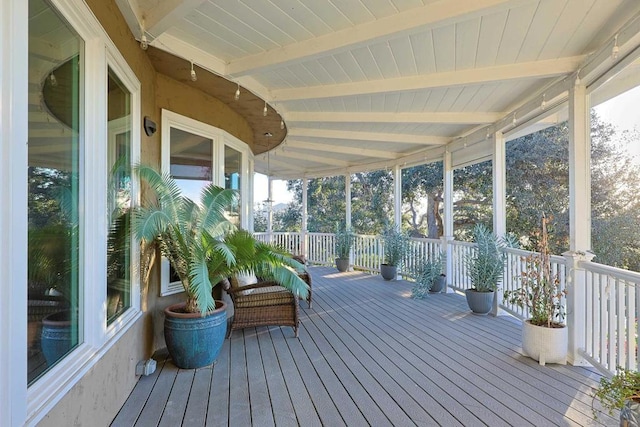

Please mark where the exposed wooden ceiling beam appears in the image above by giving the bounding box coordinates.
[287,140,397,159]
[227,0,534,77]
[144,0,207,39]
[286,111,504,124]
[272,149,350,167]
[287,128,449,145]
[272,56,584,102]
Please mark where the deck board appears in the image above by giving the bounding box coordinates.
[112,267,617,426]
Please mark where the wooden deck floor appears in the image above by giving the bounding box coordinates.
[112,267,616,427]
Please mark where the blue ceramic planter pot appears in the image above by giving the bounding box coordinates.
[164,301,227,369]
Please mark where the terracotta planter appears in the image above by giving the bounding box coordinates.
[164,301,227,369]
[522,320,567,366]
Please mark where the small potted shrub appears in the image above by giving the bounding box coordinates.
[380,226,409,281]
[593,368,640,424]
[464,224,514,314]
[504,215,567,365]
[411,252,446,299]
[334,225,354,272]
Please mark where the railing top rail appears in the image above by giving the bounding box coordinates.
[307,232,334,237]
[450,240,476,248]
[502,247,566,265]
[408,237,441,244]
[581,260,640,283]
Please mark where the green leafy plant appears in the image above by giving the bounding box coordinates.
[381,226,409,267]
[593,368,640,419]
[133,164,309,315]
[411,252,445,299]
[465,224,515,292]
[334,224,355,259]
[504,215,566,327]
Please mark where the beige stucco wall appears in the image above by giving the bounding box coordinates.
[37,0,253,425]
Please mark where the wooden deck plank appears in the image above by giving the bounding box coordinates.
[182,366,213,425]
[115,267,616,427]
[205,339,231,427]
[244,329,276,427]
[264,327,324,427]
[255,328,300,427]
[158,369,195,427]
[111,353,169,426]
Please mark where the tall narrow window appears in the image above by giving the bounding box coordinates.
[28,0,83,384]
[224,145,242,226]
[107,69,132,324]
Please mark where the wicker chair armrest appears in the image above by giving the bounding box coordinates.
[225,280,284,295]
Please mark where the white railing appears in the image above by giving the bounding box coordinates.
[449,241,476,292]
[352,234,383,273]
[307,233,334,265]
[579,261,640,374]
[501,247,568,321]
[404,237,442,275]
[254,231,640,373]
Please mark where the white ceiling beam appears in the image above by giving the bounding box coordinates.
[286,111,504,124]
[227,0,534,77]
[115,0,144,39]
[151,33,228,76]
[287,128,449,145]
[272,149,350,167]
[287,140,397,159]
[144,0,207,39]
[272,56,584,102]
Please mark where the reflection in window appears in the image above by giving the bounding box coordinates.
[170,127,213,202]
[28,0,82,384]
[224,145,242,226]
[107,69,132,325]
[590,61,640,272]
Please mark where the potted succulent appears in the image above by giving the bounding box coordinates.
[464,224,514,314]
[334,224,354,272]
[593,368,640,424]
[380,226,409,281]
[504,215,567,365]
[411,252,446,299]
[133,165,309,369]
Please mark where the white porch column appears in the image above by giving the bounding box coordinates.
[301,177,308,259]
[492,132,506,316]
[267,176,273,243]
[394,165,402,230]
[345,173,352,268]
[564,251,595,366]
[443,150,454,292]
[1,1,28,425]
[565,82,592,366]
[568,83,591,252]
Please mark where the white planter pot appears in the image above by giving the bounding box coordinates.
[522,320,568,366]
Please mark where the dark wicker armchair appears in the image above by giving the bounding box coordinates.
[223,271,312,338]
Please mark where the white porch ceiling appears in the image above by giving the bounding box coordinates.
[116,0,640,178]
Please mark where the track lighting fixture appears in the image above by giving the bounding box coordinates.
[512,113,517,126]
[612,34,619,60]
[140,34,148,50]
[541,94,546,110]
[49,72,57,87]
[280,120,285,130]
[263,101,268,117]
[234,83,240,101]
[190,61,197,82]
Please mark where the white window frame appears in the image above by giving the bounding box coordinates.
[17,1,142,425]
[160,109,253,296]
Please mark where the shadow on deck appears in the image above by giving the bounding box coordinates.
[112,266,615,426]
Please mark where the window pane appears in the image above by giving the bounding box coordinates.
[28,0,82,384]
[107,69,132,324]
[170,127,212,201]
[224,145,242,226]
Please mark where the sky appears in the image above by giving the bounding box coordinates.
[253,173,293,205]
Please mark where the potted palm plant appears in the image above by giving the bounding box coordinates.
[133,165,309,369]
[504,215,567,365]
[464,224,514,314]
[334,225,354,272]
[380,226,409,281]
[593,367,640,424]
